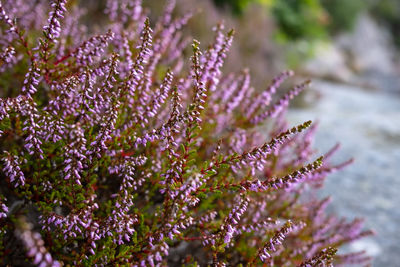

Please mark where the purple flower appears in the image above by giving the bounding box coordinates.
[0,45,16,71]
[2,151,25,187]
[21,63,41,97]
[0,1,372,265]
[250,80,311,125]
[15,217,61,267]
[0,2,18,34]
[43,0,67,42]
[0,197,8,220]
[63,125,87,185]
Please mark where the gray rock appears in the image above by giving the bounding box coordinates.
[303,41,355,83]
[287,80,400,267]
[337,13,398,75]
[304,13,400,94]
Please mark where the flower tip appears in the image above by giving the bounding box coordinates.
[304,120,312,127]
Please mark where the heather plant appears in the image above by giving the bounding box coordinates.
[0,0,373,266]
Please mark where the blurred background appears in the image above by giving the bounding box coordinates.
[143,0,400,266]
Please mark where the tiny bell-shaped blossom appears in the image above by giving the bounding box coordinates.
[43,0,67,42]
[15,217,61,267]
[2,151,25,187]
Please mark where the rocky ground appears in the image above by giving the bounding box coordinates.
[286,12,400,266]
[287,80,400,267]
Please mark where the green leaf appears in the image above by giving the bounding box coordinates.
[117,245,130,257]
[181,144,186,154]
[219,163,230,169]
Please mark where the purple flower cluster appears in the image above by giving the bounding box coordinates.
[74,30,115,66]
[15,217,61,267]
[43,0,67,42]
[0,0,372,266]
[0,196,7,220]
[257,220,304,262]
[221,195,249,245]
[105,0,143,24]
[21,63,40,97]
[63,125,87,185]
[298,247,337,267]
[250,80,311,124]
[0,1,17,34]
[245,70,294,118]
[22,98,44,158]
[2,151,25,187]
[0,45,15,71]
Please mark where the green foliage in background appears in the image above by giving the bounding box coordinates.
[213,0,254,15]
[371,0,400,48]
[320,0,366,34]
[271,0,327,42]
[213,0,368,41]
[212,0,369,67]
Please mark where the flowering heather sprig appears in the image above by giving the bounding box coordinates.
[221,195,249,245]
[334,250,372,266]
[0,1,17,34]
[55,5,87,59]
[237,218,277,235]
[266,156,324,190]
[21,98,44,158]
[105,0,143,24]
[254,220,305,263]
[43,0,67,42]
[0,45,15,70]
[0,1,34,59]
[21,63,41,97]
[123,18,153,106]
[90,99,120,158]
[72,30,115,66]
[0,1,372,266]
[45,75,78,116]
[145,69,173,118]
[226,69,250,113]
[0,196,7,219]
[15,217,61,267]
[38,112,65,143]
[2,151,25,187]
[63,124,87,185]
[227,120,313,173]
[46,3,64,40]
[157,0,175,28]
[105,156,147,245]
[201,24,234,92]
[298,247,337,267]
[245,70,294,117]
[250,80,311,124]
[36,0,68,66]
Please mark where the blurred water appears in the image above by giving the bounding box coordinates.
[288,80,400,267]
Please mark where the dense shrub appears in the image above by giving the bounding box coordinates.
[0,0,373,266]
